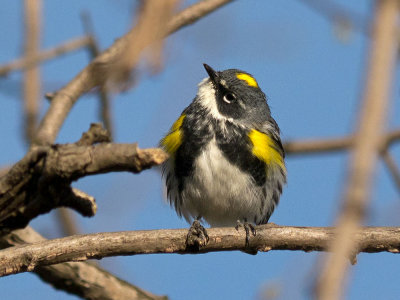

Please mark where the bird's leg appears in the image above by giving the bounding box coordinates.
[235,218,256,247]
[186,216,209,249]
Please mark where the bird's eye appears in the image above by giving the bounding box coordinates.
[223,93,236,104]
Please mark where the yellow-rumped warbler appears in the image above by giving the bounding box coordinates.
[160,64,286,246]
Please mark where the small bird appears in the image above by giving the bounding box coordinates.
[160,64,286,247]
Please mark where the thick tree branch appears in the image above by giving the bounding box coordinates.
[0,225,399,278]
[0,227,166,300]
[0,124,167,235]
[43,142,167,180]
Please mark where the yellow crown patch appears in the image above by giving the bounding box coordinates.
[236,73,258,88]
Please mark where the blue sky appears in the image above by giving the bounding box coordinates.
[1,1,400,299]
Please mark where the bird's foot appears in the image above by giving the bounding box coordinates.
[236,220,257,248]
[186,219,209,250]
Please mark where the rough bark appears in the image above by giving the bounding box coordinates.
[0,225,399,277]
[0,227,166,300]
[0,124,167,235]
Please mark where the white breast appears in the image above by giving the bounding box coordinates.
[179,139,272,226]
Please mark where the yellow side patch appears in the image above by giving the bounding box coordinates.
[161,114,185,155]
[171,114,185,132]
[236,73,258,88]
[248,129,285,169]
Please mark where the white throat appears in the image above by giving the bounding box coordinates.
[197,78,227,121]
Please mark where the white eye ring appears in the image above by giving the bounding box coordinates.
[223,93,236,104]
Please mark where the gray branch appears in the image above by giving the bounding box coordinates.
[0,227,166,300]
[0,225,399,277]
[0,124,167,235]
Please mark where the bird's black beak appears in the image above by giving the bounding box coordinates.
[203,63,218,83]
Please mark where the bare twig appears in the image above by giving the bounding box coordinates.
[386,129,400,146]
[98,85,113,137]
[76,122,111,145]
[382,150,400,193]
[298,0,369,36]
[81,13,114,139]
[56,208,80,236]
[0,225,399,278]
[284,135,353,155]
[166,0,233,35]
[283,129,400,155]
[315,1,400,299]
[34,0,234,146]
[23,0,41,144]
[0,36,91,77]
[0,227,166,300]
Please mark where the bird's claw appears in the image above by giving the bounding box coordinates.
[236,220,256,247]
[186,219,209,249]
